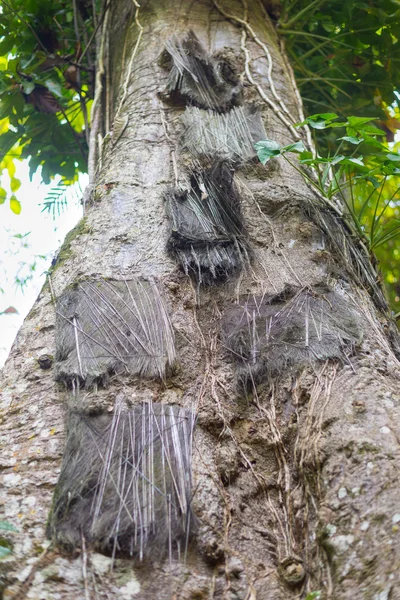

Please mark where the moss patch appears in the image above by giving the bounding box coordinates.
[50,217,91,274]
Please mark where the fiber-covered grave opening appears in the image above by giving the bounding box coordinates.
[55,278,175,389]
[47,401,196,560]
[161,31,241,112]
[181,105,267,165]
[222,285,362,390]
[165,162,249,284]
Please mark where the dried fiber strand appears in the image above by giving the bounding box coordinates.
[165,162,249,283]
[181,105,266,164]
[55,278,175,388]
[222,285,362,389]
[47,401,196,560]
[162,31,241,112]
[304,195,388,313]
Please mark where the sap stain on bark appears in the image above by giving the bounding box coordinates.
[181,105,266,164]
[55,278,175,388]
[222,285,362,389]
[165,162,249,284]
[47,401,196,559]
[160,31,241,112]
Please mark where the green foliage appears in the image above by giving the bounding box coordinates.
[0,0,95,212]
[279,0,400,143]
[0,546,11,558]
[0,521,18,532]
[256,113,400,312]
[277,0,400,314]
[1,230,51,294]
[0,520,18,558]
[41,178,69,217]
[9,195,21,214]
[255,140,305,162]
[305,593,321,600]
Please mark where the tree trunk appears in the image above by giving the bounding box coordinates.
[1,1,400,599]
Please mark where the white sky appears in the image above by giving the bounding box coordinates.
[0,161,85,367]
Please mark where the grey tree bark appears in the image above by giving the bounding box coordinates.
[1,1,400,599]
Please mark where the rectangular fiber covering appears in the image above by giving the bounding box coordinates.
[47,401,196,560]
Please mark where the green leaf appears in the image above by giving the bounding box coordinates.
[383,164,400,175]
[254,140,281,164]
[358,125,384,136]
[296,113,338,130]
[0,521,18,533]
[0,187,6,204]
[331,154,345,165]
[282,141,305,153]
[308,119,331,130]
[316,113,338,120]
[0,35,16,55]
[344,157,365,167]
[21,81,35,95]
[346,123,383,137]
[365,176,381,188]
[347,116,376,127]
[10,177,21,192]
[338,136,363,145]
[305,593,321,600]
[0,131,20,162]
[386,153,400,161]
[371,222,400,249]
[13,232,30,239]
[10,196,21,214]
[361,135,386,149]
[299,151,313,161]
[322,22,336,32]
[0,546,11,559]
[45,79,63,98]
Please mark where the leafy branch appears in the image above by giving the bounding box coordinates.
[0,0,96,213]
[255,113,400,298]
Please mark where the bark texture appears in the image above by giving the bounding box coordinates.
[1,1,400,599]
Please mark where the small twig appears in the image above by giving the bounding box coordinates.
[78,1,111,66]
[73,315,84,378]
[81,531,91,600]
[159,105,179,186]
[92,0,98,29]
[12,544,53,600]
[279,0,326,29]
[72,0,90,146]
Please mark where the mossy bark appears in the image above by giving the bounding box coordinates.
[1,1,400,599]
